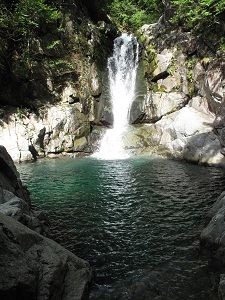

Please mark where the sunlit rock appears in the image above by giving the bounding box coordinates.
[0,105,90,162]
[89,63,102,97]
[142,92,187,123]
[153,49,173,76]
[203,59,225,114]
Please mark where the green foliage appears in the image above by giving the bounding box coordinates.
[0,0,62,108]
[168,57,177,76]
[171,0,225,52]
[185,57,197,95]
[102,0,163,31]
[0,0,62,69]
[0,4,10,29]
[0,0,61,40]
[16,107,30,120]
[44,58,75,77]
[46,40,61,50]
[170,0,225,48]
[13,0,61,36]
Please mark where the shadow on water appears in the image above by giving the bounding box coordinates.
[17,156,225,300]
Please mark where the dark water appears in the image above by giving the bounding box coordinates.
[17,156,225,299]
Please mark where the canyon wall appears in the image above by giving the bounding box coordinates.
[1,1,225,167]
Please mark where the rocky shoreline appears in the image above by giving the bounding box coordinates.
[0,145,92,299]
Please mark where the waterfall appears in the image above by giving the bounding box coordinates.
[94,33,139,160]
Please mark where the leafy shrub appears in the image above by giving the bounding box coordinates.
[171,0,225,48]
[93,0,163,31]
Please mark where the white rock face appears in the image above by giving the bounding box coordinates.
[0,104,90,162]
[89,63,101,97]
[143,92,187,121]
[2,24,225,167]
[153,50,173,75]
[155,106,225,165]
[122,103,225,165]
[125,23,225,166]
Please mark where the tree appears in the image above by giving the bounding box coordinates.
[0,0,62,106]
[0,0,61,41]
[171,0,225,35]
[107,0,163,31]
[169,0,225,50]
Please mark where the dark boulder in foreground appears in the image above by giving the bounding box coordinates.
[0,212,92,300]
[200,191,225,300]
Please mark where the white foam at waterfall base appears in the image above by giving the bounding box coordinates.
[93,33,139,160]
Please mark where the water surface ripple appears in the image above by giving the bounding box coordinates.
[18,157,225,299]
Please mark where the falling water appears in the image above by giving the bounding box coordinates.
[94,33,139,160]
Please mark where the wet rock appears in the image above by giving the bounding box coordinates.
[200,192,225,299]
[115,271,172,300]
[122,124,159,157]
[0,145,49,235]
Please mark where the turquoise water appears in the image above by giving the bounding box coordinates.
[18,157,225,299]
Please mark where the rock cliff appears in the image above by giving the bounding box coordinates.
[118,20,225,166]
[0,0,117,162]
[0,145,92,299]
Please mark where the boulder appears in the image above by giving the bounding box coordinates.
[0,145,30,202]
[153,49,172,76]
[199,192,225,300]
[122,124,160,156]
[0,212,92,300]
[203,59,225,114]
[200,192,225,252]
[142,92,187,123]
[219,274,225,300]
[133,18,225,166]
[0,189,49,235]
